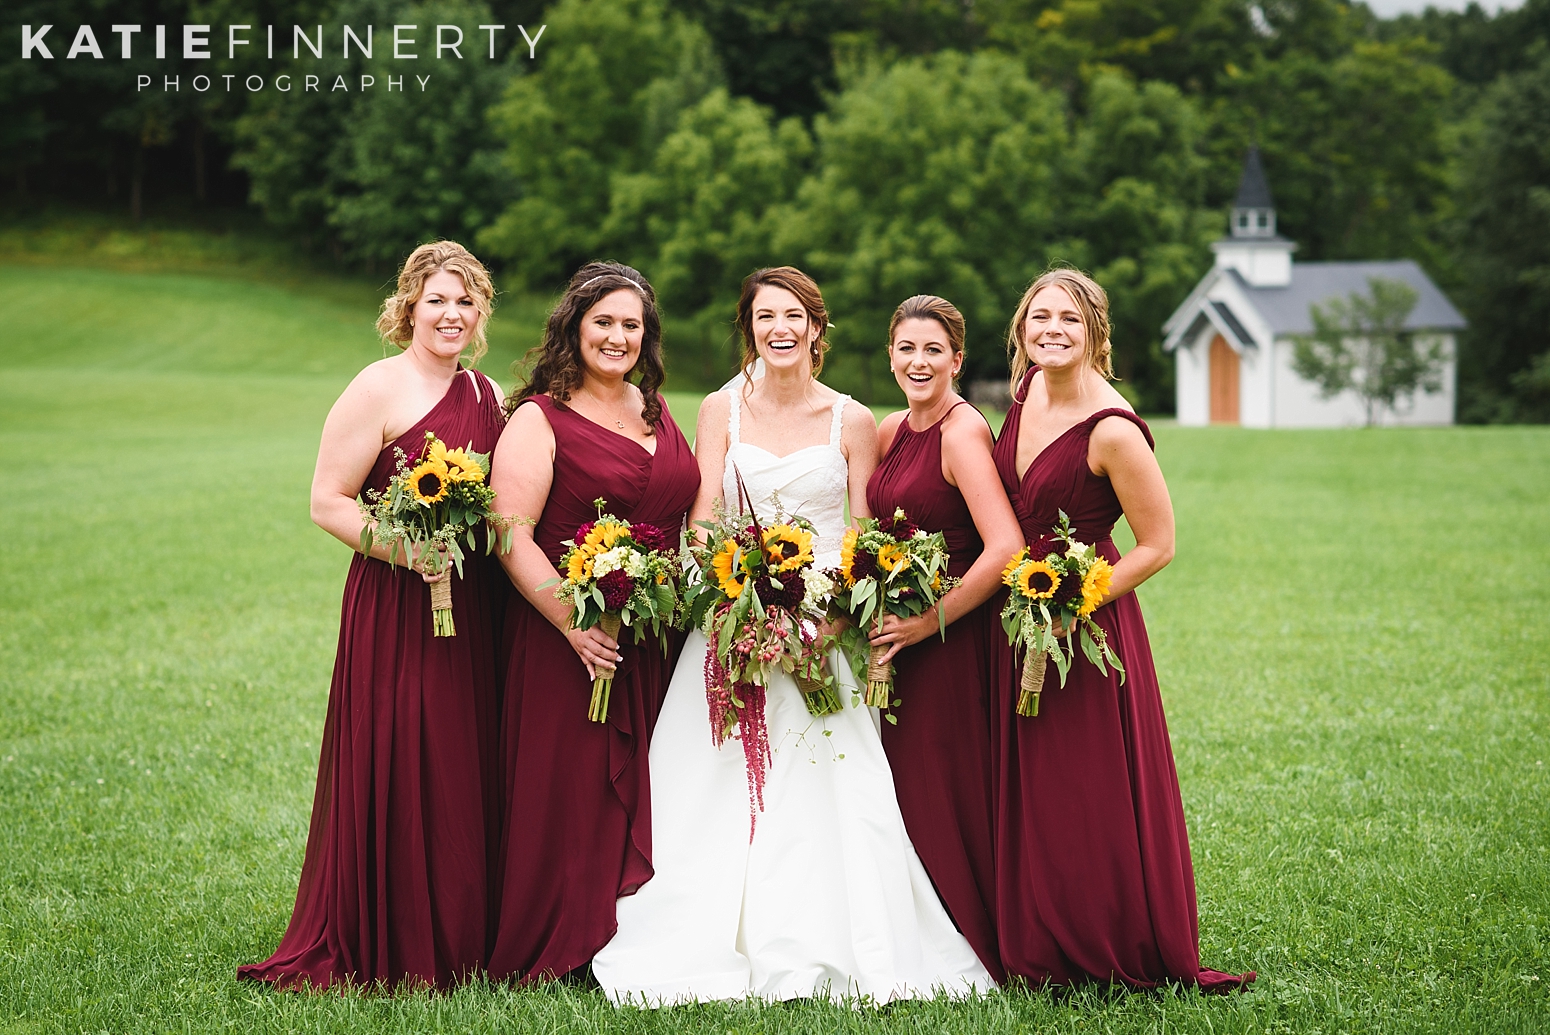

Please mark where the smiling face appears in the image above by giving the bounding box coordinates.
[750,285,818,375]
[409,270,479,359]
[1022,284,1089,372]
[577,288,645,383]
[890,316,961,406]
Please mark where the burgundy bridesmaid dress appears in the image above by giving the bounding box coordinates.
[487,394,700,983]
[988,369,1251,991]
[865,400,1005,984]
[239,368,507,990]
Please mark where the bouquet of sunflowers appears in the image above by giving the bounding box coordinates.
[359,432,511,637]
[829,509,954,711]
[548,499,684,723]
[684,485,841,830]
[1000,510,1124,717]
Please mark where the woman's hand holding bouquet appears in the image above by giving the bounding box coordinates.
[548,499,684,723]
[1000,510,1125,717]
[828,509,955,712]
[359,432,513,636]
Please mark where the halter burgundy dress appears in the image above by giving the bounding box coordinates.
[239,368,507,990]
[487,393,700,983]
[865,400,1004,983]
[989,369,1251,991]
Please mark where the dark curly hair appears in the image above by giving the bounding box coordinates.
[507,261,666,431]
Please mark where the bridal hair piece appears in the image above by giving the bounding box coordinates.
[1006,267,1115,399]
[377,240,496,362]
[734,266,832,387]
[506,261,666,430]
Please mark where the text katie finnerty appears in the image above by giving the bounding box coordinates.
[19,23,546,62]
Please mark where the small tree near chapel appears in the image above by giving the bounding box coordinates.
[1291,277,1449,426]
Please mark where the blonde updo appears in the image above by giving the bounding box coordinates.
[376,240,496,363]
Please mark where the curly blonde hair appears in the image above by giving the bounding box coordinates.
[376,241,496,363]
[1006,268,1114,397]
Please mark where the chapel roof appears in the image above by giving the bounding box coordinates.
[1225,261,1467,335]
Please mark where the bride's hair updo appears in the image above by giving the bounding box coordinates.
[735,267,831,382]
[1006,268,1115,396]
[377,240,496,363]
[508,261,666,431]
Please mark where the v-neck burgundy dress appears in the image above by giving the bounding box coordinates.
[988,369,1250,991]
[865,401,1004,983]
[487,393,700,984]
[239,368,507,990]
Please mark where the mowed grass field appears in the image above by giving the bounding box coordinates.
[1,262,1547,1034]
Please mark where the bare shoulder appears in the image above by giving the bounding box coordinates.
[877,409,907,437]
[941,402,993,448]
[696,389,730,430]
[503,395,554,439]
[1090,411,1151,455]
[841,397,878,433]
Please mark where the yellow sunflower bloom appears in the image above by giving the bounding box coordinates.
[762,524,815,573]
[585,520,627,550]
[408,458,451,506]
[443,447,485,483]
[876,542,909,576]
[1078,558,1114,616]
[711,540,746,599]
[566,548,593,582]
[839,528,859,587]
[1001,549,1029,588]
[1016,559,1060,600]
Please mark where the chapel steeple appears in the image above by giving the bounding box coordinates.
[1211,146,1296,287]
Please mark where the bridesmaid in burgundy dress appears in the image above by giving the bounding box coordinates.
[239,242,507,990]
[486,262,699,983]
[865,295,1023,984]
[990,269,1251,991]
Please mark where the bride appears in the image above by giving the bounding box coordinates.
[592,267,995,1004]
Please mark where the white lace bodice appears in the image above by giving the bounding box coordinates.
[721,389,851,566]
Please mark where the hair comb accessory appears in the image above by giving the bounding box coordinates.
[576,273,643,294]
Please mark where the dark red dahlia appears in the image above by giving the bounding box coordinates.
[1052,562,1083,607]
[877,513,919,540]
[1031,535,1063,562]
[850,549,879,581]
[598,568,634,611]
[573,521,595,545]
[777,574,806,611]
[629,522,669,552]
[751,575,778,604]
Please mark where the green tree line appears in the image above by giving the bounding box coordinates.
[3,0,1548,416]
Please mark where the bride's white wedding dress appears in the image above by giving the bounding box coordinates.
[592,390,994,1005]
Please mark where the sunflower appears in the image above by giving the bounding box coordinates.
[1078,557,1114,616]
[1001,549,1029,588]
[443,447,486,483]
[839,528,860,587]
[408,458,450,505]
[711,539,747,599]
[762,524,814,573]
[876,542,909,576]
[566,547,594,582]
[1015,559,1060,600]
[585,520,627,551]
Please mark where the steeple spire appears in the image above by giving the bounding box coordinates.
[1212,145,1295,286]
[1231,146,1277,238]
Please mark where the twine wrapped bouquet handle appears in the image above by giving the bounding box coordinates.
[588,613,623,723]
[1017,652,1046,717]
[430,574,455,637]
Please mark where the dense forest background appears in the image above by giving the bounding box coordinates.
[3,0,1548,415]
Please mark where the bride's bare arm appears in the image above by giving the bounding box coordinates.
[687,391,731,544]
[840,399,879,523]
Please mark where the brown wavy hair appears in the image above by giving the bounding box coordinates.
[735,266,831,385]
[376,240,495,363]
[507,261,666,431]
[888,294,966,387]
[1006,268,1115,398]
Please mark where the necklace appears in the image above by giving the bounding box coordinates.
[580,386,630,430]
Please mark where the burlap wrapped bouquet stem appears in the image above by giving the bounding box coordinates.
[1017,652,1047,717]
[794,671,843,716]
[865,640,893,710]
[588,613,623,723]
[430,575,456,637]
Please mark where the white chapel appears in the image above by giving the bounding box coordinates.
[1161,148,1466,427]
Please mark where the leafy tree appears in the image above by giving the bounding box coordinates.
[604,89,814,383]
[779,51,1069,400]
[1454,53,1550,422]
[478,0,723,288]
[1291,276,1446,426]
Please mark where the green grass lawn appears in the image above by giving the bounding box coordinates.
[1,263,1547,1034]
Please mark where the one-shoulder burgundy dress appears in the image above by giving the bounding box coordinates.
[988,369,1251,991]
[865,400,1005,983]
[487,394,700,983]
[239,368,507,990]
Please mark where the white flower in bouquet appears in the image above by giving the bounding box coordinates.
[591,546,628,577]
[801,569,835,612]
